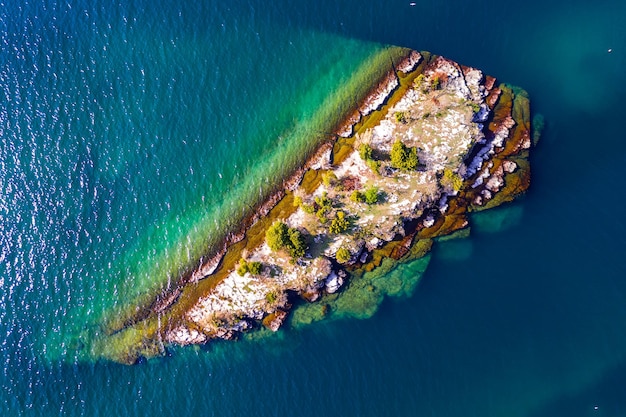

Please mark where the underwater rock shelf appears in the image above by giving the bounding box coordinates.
[95,50,533,364]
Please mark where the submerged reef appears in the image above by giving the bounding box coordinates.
[90,50,535,364]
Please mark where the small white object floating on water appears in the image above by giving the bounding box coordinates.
[608,48,613,53]
[409,2,416,5]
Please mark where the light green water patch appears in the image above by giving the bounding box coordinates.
[435,227,471,243]
[290,254,431,327]
[532,113,545,146]
[433,238,474,262]
[471,204,524,234]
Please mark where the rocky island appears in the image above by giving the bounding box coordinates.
[91,49,534,364]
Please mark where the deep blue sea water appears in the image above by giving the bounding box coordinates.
[2,1,626,416]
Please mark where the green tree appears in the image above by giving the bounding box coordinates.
[287,228,307,258]
[390,139,419,171]
[266,221,290,252]
[329,211,349,234]
[265,221,308,259]
[364,186,379,204]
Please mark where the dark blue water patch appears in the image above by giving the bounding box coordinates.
[528,359,626,417]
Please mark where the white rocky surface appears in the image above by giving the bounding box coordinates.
[359,72,399,116]
[397,50,423,74]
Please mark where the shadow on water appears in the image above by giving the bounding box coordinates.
[528,359,626,417]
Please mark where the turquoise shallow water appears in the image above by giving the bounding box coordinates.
[2,1,626,416]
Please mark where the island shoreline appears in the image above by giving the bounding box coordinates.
[91,49,535,364]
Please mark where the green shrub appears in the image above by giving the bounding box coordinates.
[265,291,278,305]
[390,139,419,171]
[414,74,425,89]
[322,171,338,187]
[431,76,441,90]
[359,143,373,161]
[336,247,351,264]
[302,203,315,214]
[358,143,380,174]
[367,159,381,174]
[441,168,463,192]
[248,261,262,275]
[394,111,406,123]
[350,190,365,203]
[295,194,316,214]
[237,259,263,276]
[236,259,249,276]
[329,211,349,234]
[364,186,379,204]
[314,192,333,224]
[322,172,338,188]
[316,209,328,224]
[315,192,333,210]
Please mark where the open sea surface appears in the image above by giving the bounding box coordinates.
[1,1,626,416]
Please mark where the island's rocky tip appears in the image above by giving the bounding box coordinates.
[91,48,536,364]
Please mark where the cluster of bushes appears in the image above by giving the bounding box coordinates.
[350,185,379,205]
[413,73,441,92]
[293,195,315,214]
[296,191,355,233]
[265,221,308,259]
[358,143,381,174]
[314,192,333,224]
[390,139,420,171]
[237,259,262,276]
